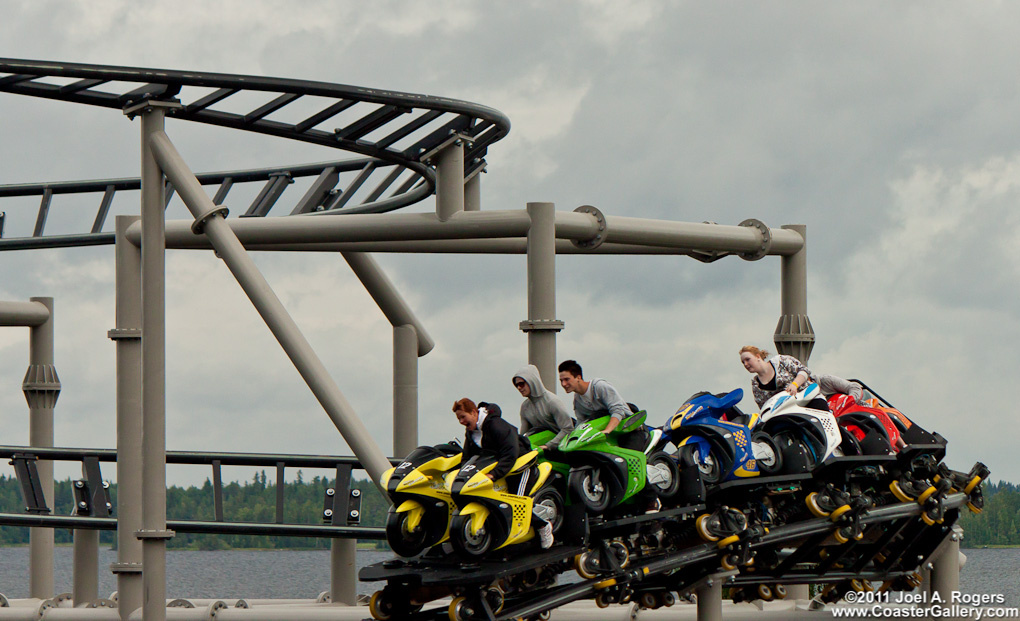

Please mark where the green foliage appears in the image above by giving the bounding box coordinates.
[958,480,1020,547]
[0,471,389,551]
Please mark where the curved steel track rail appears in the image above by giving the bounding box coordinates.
[0,58,510,249]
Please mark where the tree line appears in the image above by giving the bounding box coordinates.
[0,473,1014,549]
[0,471,387,550]
[956,480,1020,547]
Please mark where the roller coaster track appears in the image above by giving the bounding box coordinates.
[0,58,510,249]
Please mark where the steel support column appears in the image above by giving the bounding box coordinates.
[341,252,434,357]
[112,215,143,620]
[138,104,173,621]
[522,202,562,391]
[147,130,392,486]
[393,324,418,459]
[464,172,481,212]
[340,251,431,459]
[435,140,464,221]
[23,296,58,600]
[72,529,98,605]
[775,224,815,363]
[930,532,961,617]
[696,577,723,621]
[330,540,357,606]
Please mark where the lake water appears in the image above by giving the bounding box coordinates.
[0,547,1016,605]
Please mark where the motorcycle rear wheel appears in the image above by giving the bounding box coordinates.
[773,430,813,474]
[837,426,863,456]
[751,433,783,475]
[532,486,565,533]
[570,469,612,513]
[646,452,681,499]
[693,446,723,485]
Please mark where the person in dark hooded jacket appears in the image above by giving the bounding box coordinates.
[452,397,554,548]
[513,365,574,450]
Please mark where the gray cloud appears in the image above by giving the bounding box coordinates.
[0,2,1016,485]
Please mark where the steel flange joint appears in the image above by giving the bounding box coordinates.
[738,218,772,261]
[572,205,606,249]
[191,205,230,235]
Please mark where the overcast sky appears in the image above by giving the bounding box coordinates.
[0,2,1016,487]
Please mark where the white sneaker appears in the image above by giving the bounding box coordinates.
[538,522,554,549]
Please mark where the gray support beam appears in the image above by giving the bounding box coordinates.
[22,296,58,599]
[153,238,779,255]
[90,185,116,234]
[147,130,392,487]
[929,532,961,613]
[341,252,434,356]
[464,172,481,212]
[72,529,99,605]
[774,224,815,364]
[696,577,722,621]
[139,105,172,621]
[393,324,418,458]
[330,540,357,606]
[597,214,805,256]
[112,216,143,620]
[0,301,50,326]
[144,210,804,257]
[32,189,52,237]
[434,140,464,221]
[136,210,534,248]
[522,202,562,391]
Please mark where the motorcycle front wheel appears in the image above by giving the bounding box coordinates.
[385,507,431,558]
[449,514,493,558]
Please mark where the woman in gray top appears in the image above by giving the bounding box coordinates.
[512,365,574,450]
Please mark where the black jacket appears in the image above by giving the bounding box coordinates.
[463,412,531,482]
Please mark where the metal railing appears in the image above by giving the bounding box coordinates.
[0,445,395,540]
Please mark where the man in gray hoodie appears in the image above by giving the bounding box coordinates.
[513,365,574,450]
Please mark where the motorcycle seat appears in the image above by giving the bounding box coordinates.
[688,389,743,412]
[726,412,752,427]
[508,450,539,475]
[618,410,648,433]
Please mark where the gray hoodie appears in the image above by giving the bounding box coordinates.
[513,365,574,450]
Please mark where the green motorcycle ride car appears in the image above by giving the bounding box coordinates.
[524,429,573,482]
[556,410,680,514]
